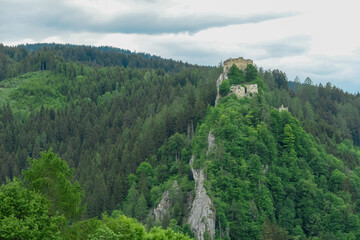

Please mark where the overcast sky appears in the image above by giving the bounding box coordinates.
[1,0,360,93]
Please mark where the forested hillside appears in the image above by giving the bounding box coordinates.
[262,70,360,166]
[192,94,360,239]
[0,43,220,219]
[1,43,360,239]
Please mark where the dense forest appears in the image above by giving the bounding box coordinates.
[1,43,360,239]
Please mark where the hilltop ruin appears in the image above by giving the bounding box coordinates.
[215,57,257,105]
[223,57,253,73]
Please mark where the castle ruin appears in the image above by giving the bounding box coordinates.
[223,57,253,73]
[230,84,258,98]
[215,57,257,105]
[230,85,245,98]
[246,84,258,96]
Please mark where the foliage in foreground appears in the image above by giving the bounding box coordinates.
[0,150,192,239]
[68,214,193,240]
[0,178,63,240]
[23,149,85,222]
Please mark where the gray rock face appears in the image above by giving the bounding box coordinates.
[188,156,216,240]
[188,132,216,240]
[153,181,179,222]
[215,73,228,106]
[216,72,228,89]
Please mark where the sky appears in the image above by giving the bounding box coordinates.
[1,0,360,93]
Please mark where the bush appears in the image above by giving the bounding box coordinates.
[219,80,231,97]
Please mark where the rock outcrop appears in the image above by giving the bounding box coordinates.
[153,181,179,222]
[216,72,228,89]
[215,73,228,105]
[188,132,216,240]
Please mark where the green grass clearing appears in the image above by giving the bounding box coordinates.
[0,71,68,118]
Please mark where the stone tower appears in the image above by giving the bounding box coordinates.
[223,57,253,73]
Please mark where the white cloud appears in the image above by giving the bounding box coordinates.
[1,0,360,92]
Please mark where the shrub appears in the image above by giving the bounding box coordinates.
[219,80,231,97]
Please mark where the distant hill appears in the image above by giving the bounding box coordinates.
[20,43,160,59]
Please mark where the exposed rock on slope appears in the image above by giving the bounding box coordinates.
[215,73,228,105]
[188,132,216,240]
[153,181,179,222]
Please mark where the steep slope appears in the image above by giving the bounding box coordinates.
[120,62,360,239]
[188,132,216,240]
[190,91,360,239]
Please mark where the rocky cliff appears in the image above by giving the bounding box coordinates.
[188,132,216,240]
[215,73,228,105]
[153,181,179,222]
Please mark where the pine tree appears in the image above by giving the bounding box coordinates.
[282,124,295,150]
[135,194,148,222]
[123,183,139,218]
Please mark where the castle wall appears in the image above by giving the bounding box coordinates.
[229,84,258,98]
[230,85,246,98]
[223,57,253,72]
[245,84,258,95]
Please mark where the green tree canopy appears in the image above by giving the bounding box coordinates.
[86,214,193,240]
[0,178,64,240]
[227,64,245,84]
[219,80,231,97]
[88,214,146,240]
[23,149,85,221]
[282,124,295,150]
[245,64,258,82]
[304,77,313,85]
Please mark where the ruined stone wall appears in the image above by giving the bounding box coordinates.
[277,105,288,112]
[230,85,246,98]
[223,57,253,72]
[229,84,258,98]
[245,84,258,95]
